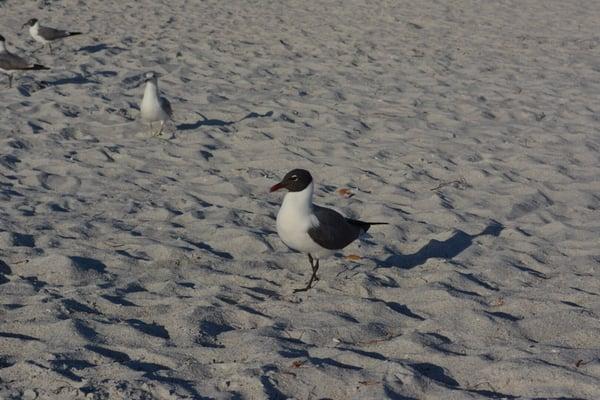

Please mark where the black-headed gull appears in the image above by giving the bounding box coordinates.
[22,18,82,55]
[270,169,387,292]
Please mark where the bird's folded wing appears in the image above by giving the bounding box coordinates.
[0,52,32,70]
[308,205,361,250]
[39,26,71,40]
[160,96,174,119]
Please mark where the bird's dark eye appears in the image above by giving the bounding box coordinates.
[290,175,298,181]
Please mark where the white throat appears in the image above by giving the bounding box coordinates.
[280,182,314,218]
[276,181,330,256]
[0,41,7,53]
[143,80,159,99]
[29,22,40,36]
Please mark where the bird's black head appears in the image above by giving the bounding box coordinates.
[0,35,5,42]
[270,169,313,193]
[23,18,38,28]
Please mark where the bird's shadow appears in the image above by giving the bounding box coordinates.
[44,74,100,87]
[78,43,127,55]
[17,70,120,96]
[378,221,504,269]
[177,110,273,131]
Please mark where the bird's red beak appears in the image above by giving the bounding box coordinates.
[270,182,285,192]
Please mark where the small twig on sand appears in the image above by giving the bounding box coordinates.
[283,330,304,342]
[430,177,467,191]
[576,359,593,368]
[466,381,498,393]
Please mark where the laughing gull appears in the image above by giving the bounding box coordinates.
[140,72,173,137]
[270,169,387,292]
[0,35,49,88]
[22,18,82,54]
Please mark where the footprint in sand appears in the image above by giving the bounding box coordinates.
[37,172,81,193]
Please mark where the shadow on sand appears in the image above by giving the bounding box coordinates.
[177,110,273,131]
[78,43,127,54]
[380,221,504,269]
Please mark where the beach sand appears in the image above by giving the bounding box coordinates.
[0,0,599,398]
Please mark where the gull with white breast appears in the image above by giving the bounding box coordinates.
[270,169,387,292]
[140,72,174,137]
[22,18,82,55]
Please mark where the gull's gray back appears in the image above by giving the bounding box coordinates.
[38,26,70,41]
[0,52,30,70]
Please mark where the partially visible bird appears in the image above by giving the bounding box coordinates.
[140,72,173,137]
[0,34,49,88]
[270,169,387,292]
[22,18,82,55]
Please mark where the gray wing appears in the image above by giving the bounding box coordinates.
[0,52,32,70]
[38,25,71,40]
[307,205,362,250]
[160,96,173,119]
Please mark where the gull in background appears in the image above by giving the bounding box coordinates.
[0,34,49,88]
[270,169,387,292]
[22,18,82,55]
[140,72,173,137]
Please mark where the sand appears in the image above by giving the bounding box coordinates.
[0,0,599,398]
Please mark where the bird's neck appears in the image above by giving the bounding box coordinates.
[0,42,6,53]
[281,182,314,217]
[143,81,159,99]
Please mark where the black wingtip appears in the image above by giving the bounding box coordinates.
[68,32,83,36]
[31,64,50,70]
[347,219,388,233]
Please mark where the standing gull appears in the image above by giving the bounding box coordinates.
[140,72,173,137]
[0,35,49,88]
[22,18,82,55]
[270,169,387,292]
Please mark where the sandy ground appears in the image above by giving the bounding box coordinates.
[1,0,599,398]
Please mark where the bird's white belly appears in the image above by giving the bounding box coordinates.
[140,96,166,122]
[276,208,334,258]
[30,26,47,44]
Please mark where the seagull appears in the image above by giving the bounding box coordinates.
[22,18,82,55]
[0,34,49,88]
[270,169,387,292]
[140,72,173,137]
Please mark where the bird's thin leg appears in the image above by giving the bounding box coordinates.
[148,122,153,135]
[156,120,164,136]
[48,43,53,55]
[8,74,13,88]
[294,255,320,293]
[309,254,320,281]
